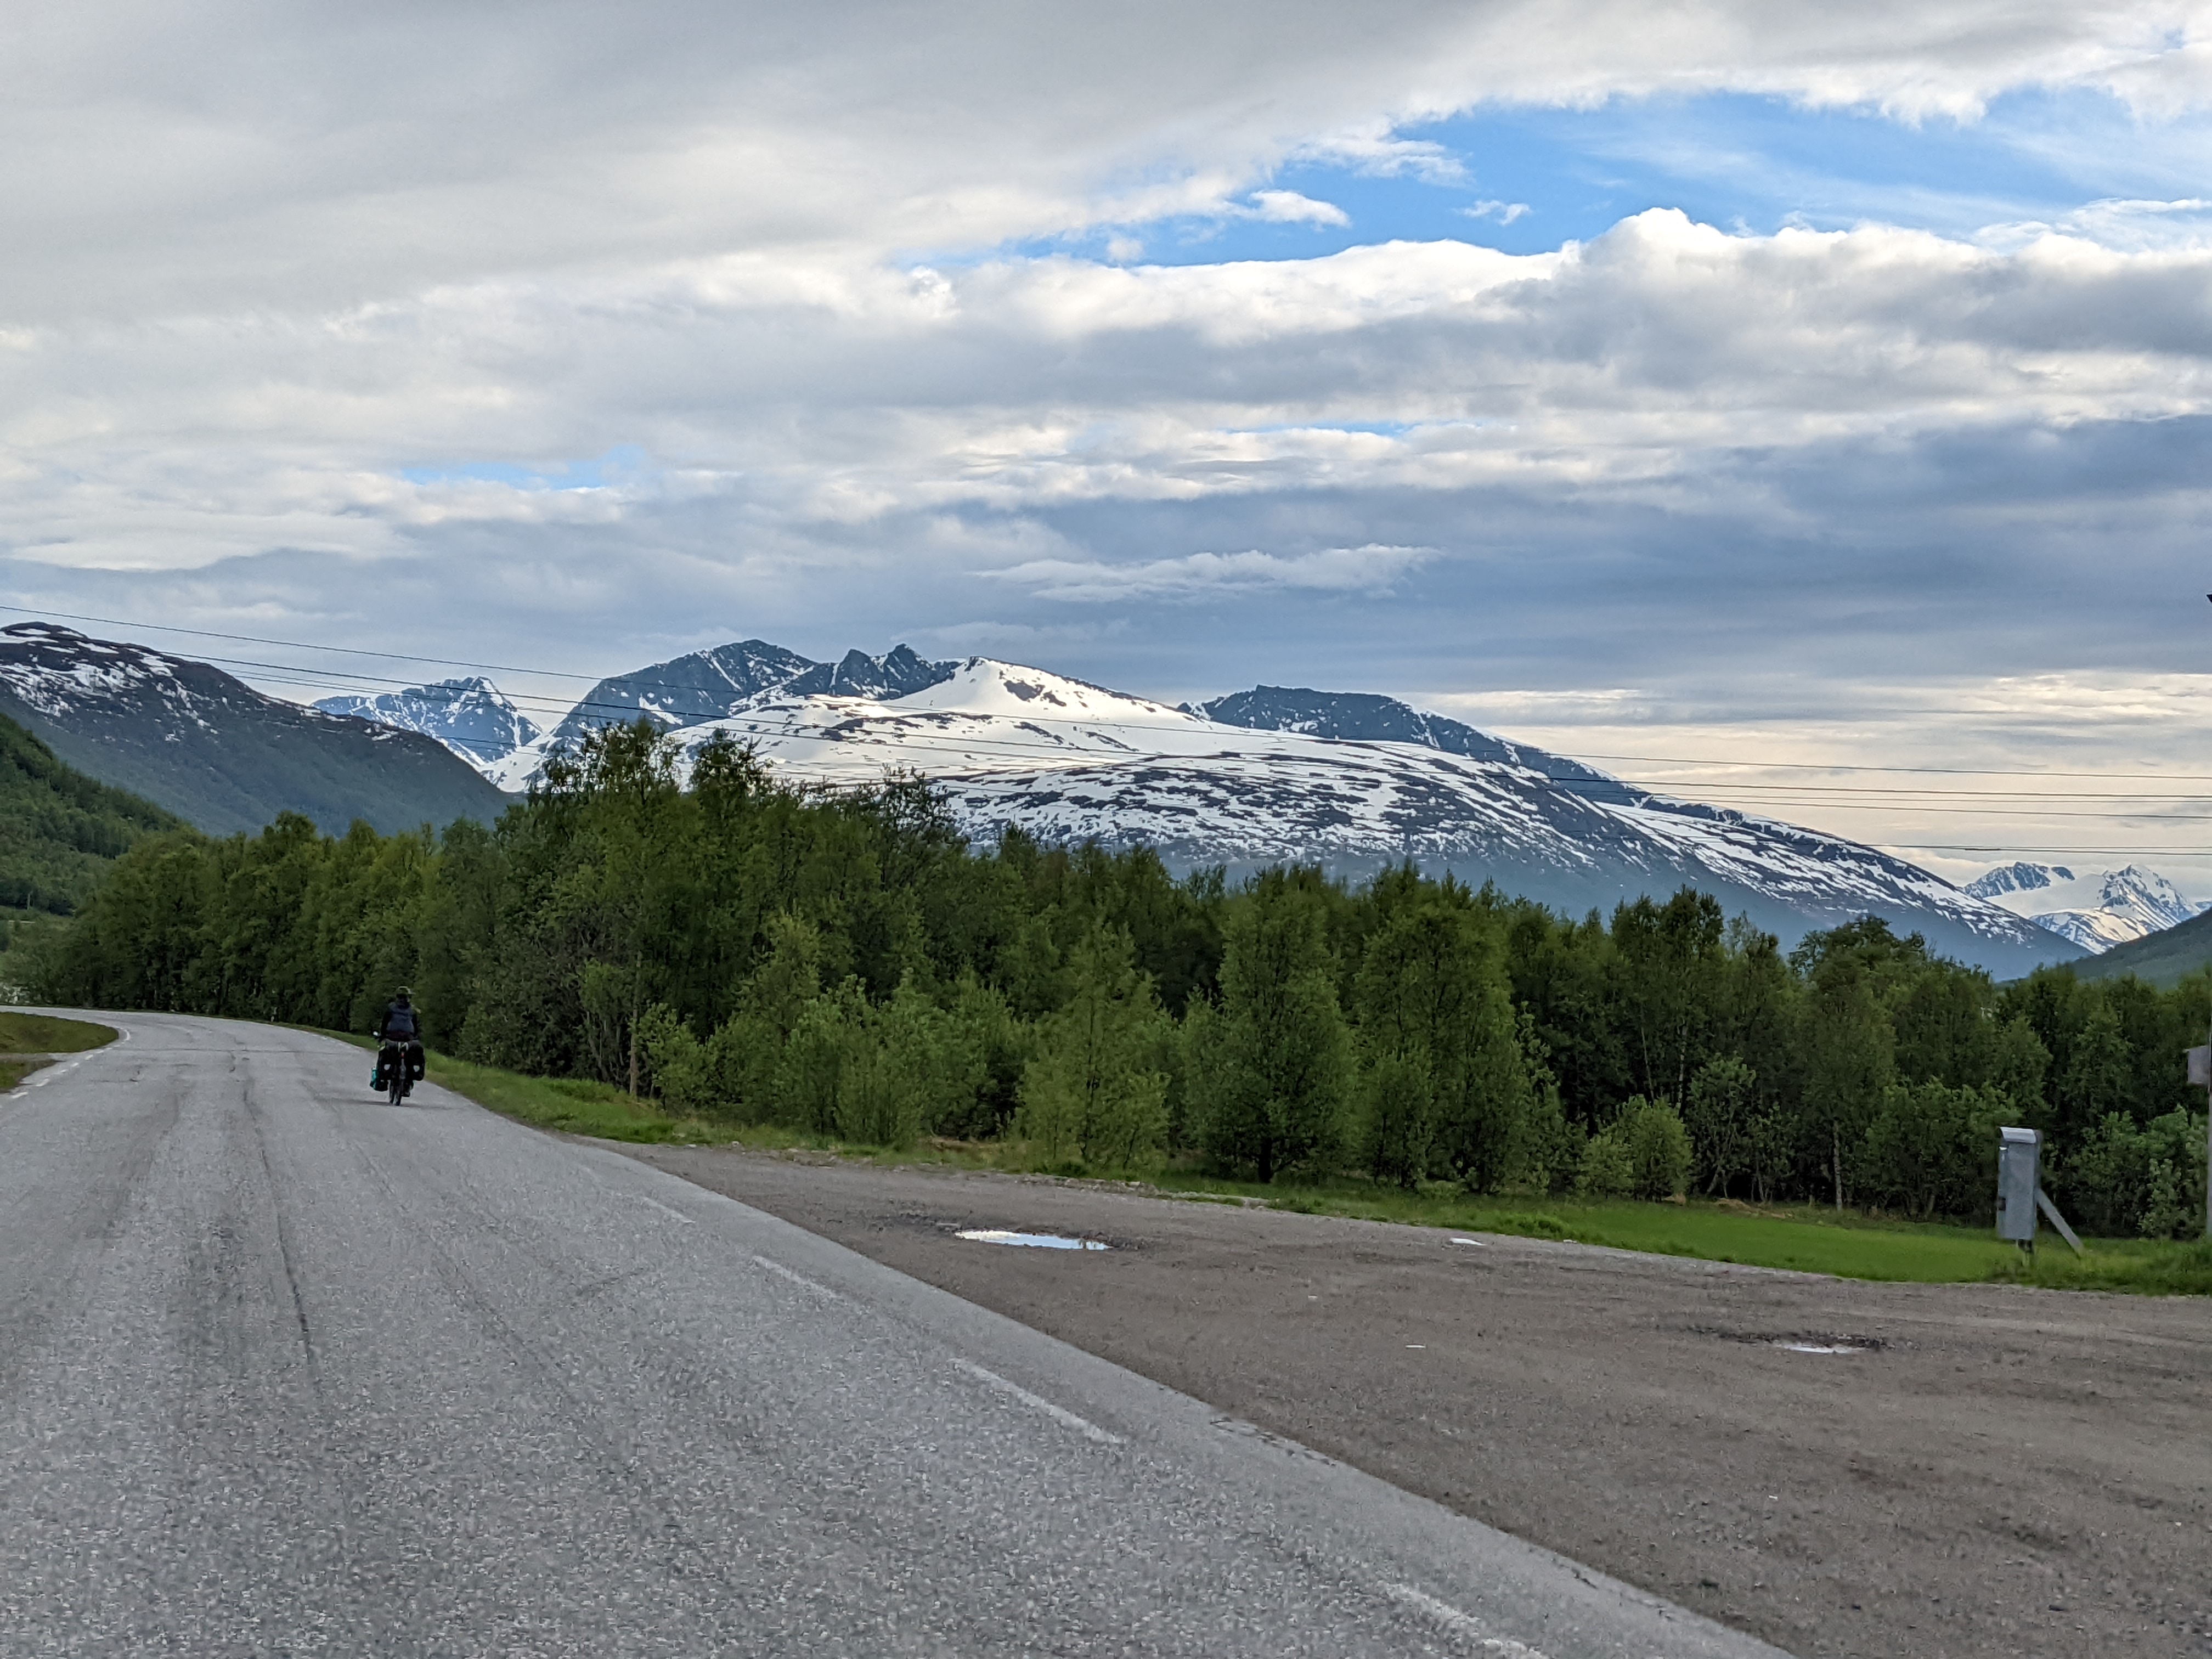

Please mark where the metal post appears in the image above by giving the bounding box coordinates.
[2192,1039,2212,1240]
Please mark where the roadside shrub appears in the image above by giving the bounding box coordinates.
[1186,876,1353,1181]
[1685,1056,1756,1197]
[1626,1098,1693,1200]
[2062,1109,2209,1238]
[1013,929,1169,1169]
[1359,1052,1436,1188]
[1578,1122,1635,1197]
[636,1002,708,1111]
[1863,1080,2008,1221]
[1579,1097,1691,1200]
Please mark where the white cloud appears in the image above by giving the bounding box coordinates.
[1463,200,1533,224]
[3,1,2208,325]
[1243,190,1352,227]
[990,545,1437,601]
[1980,194,2212,251]
[6,0,2212,872]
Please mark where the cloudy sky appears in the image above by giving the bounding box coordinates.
[8,0,2212,881]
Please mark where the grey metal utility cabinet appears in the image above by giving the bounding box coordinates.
[1997,1125,2084,1254]
[1997,1126,2041,1245]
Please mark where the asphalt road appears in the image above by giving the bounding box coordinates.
[0,1014,1781,1658]
[619,1147,2212,1659]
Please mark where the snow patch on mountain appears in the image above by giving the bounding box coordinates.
[0,622,504,835]
[1194,686,1635,803]
[650,658,2074,974]
[1966,862,2205,953]
[501,641,958,790]
[315,677,540,775]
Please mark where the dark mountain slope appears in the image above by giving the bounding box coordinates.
[0,709,184,917]
[2068,908,2212,988]
[0,624,506,837]
[543,639,819,750]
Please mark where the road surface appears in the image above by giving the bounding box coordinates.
[618,1144,2212,1659]
[0,1013,1781,1657]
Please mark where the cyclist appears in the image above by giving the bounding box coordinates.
[373,988,425,1094]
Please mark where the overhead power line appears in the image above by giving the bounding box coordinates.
[16,606,2212,830]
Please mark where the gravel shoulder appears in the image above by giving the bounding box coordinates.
[620,1142,2212,1659]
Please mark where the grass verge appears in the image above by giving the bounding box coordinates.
[320,1032,720,1144]
[0,1057,53,1090]
[307,1030,2212,1294]
[0,1011,116,1055]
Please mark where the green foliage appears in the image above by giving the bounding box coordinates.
[0,710,183,921]
[1187,871,1355,1181]
[1352,879,1530,1192]
[1581,1097,1691,1200]
[1684,1055,1756,1196]
[2061,1109,2210,1239]
[1359,1051,1435,1188]
[1577,1121,1637,1198]
[33,713,2212,1230]
[1862,1080,2009,1221]
[1015,929,1170,1168]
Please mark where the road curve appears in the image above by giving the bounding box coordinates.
[0,1013,1787,1657]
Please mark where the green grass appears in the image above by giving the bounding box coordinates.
[1991,1234,2212,1296]
[302,1030,2212,1294]
[0,1011,116,1056]
[1136,1176,2027,1283]
[0,1057,51,1090]
[320,1031,720,1144]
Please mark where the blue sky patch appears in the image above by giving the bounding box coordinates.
[988,88,2212,268]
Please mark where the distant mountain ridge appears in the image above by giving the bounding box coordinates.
[647,655,2078,977]
[1964,861,2204,952]
[501,641,957,788]
[541,639,820,752]
[315,676,539,771]
[0,624,507,837]
[5,620,2085,976]
[1193,686,1636,803]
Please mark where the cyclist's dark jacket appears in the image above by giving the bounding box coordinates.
[377,1002,421,1041]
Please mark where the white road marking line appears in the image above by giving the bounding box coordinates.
[1383,1583,1551,1656]
[626,1190,696,1226]
[951,1358,1124,1447]
[751,1255,843,1299]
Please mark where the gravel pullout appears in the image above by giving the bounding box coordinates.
[621,1142,2212,1659]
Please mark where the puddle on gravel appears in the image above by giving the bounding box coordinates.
[956,1229,1110,1251]
[1692,1324,1886,1355]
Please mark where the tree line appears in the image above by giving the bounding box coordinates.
[19,721,2210,1236]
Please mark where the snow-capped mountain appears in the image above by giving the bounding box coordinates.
[1193,686,1635,803]
[1965,862,2205,953]
[537,640,955,757]
[650,657,2076,976]
[500,641,957,789]
[0,623,505,836]
[314,676,540,775]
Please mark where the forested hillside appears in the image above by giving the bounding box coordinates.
[31,723,2209,1238]
[0,709,183,920]
[0,622,507,836]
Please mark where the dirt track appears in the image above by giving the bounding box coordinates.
[619,1143,2212,1659]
